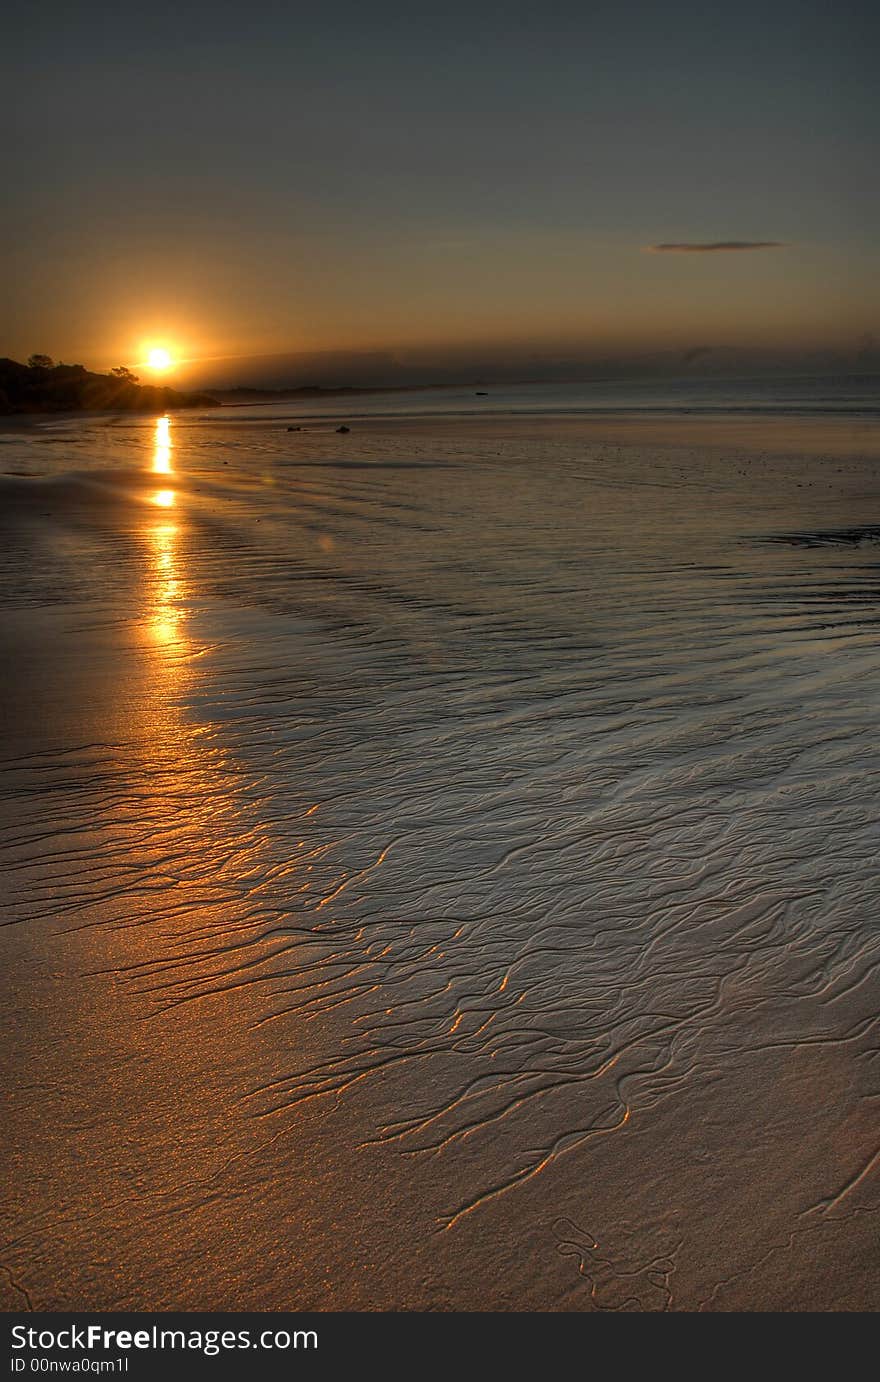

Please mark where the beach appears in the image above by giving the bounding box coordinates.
[1,393,879,1311]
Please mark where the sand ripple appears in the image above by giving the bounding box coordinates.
[1,421,878,1308]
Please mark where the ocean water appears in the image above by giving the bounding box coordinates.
[1,395,878,1309]
[219,371,880,422]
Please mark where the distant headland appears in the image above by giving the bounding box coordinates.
[0,356,219,416]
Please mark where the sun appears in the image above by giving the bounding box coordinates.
[146,347,174,373]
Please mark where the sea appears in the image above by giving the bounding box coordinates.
[216,371,880,422]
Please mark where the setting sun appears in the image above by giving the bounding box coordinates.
[146,347,173,373]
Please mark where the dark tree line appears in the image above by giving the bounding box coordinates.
[0,356,217,415]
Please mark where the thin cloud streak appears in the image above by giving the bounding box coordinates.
[645,241,788,253]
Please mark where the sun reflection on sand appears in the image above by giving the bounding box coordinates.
[152,415,172,474]
[147,520,186,645]
[150,416,176,508]
[145,416,187,648]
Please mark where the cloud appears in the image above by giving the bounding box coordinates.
[681,344,714,365]
[644,240,787,253]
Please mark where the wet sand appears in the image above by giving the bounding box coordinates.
[1,411,879,1310]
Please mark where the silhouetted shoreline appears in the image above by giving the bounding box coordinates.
[0,357,219,416]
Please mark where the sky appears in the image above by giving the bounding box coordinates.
[2,0,878,386]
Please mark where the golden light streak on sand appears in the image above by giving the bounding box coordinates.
[152,415,172,474]
[144,418,188,647]
[146,520,186,646]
